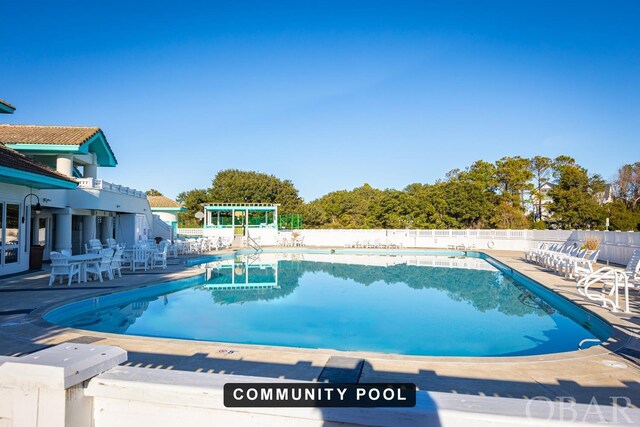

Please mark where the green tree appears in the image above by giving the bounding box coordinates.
[176,188,210,227]
[548,163,606,229]
[146,189,163,196]
[608,200,640,231]
[209,169,303,214]
[495,156,534,209]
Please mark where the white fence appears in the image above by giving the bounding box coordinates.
[177,227,204,236]
[177,227,640,265]
[295,229,574,253]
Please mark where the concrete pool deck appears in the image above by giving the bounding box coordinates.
[0,248,639,407]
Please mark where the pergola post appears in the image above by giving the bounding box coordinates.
[273,206,278,229]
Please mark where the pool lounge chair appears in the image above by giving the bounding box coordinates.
[576,249,640,313]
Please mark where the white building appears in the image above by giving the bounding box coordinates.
[148,195,185,241]
[0,101,153,276]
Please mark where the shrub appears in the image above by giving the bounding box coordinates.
[583,236,600,250]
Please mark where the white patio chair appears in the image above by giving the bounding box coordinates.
[110,248,125,279]
[48,252,81,286]
[131,246,149,272]
[166,240,178,258]
[60,249,72,257]
[106,238,117,249]
[85,248,114,282]
[85,239,102,254]
[152,244,169,269]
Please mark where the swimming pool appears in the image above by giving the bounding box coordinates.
[45,251,611,357]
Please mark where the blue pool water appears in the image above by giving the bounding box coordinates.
[45,251,611,357]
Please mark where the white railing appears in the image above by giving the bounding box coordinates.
[76,178,147,199]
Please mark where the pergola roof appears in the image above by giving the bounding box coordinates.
[204,203,279,211]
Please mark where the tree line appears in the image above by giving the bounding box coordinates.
[154,157,640,231]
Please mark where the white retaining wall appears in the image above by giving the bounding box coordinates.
[1,344,637,427]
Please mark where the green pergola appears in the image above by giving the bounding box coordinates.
[204,203,278,234]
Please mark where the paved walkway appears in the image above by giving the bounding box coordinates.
[1,249,639,406]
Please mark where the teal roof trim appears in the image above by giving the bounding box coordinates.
[0,166,78,189]
[4,144,80,153]
[0,103,15,114]
[5,131,118,167]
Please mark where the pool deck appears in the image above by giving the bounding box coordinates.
[0,248,639,407]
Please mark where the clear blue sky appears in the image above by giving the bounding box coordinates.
[2,1,639,201]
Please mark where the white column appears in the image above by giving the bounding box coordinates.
[273,207,278,230]
[54,213,72,253]
[82,215,97,244]
[55,155,74,177]
[84,163,98,179]
[101,216,113,240]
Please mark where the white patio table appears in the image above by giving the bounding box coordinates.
[67,253,102,282]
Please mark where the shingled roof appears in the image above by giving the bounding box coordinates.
[147,195,182,208]
[0,143,77,184]
[0,124,118,166]
[0,125,102,145]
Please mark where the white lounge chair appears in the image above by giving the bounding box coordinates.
[562,250,600,279]
[48,252,81,286]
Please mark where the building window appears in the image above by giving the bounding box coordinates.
[1,202,21,266]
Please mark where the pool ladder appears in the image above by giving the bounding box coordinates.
[245,231,263,254]
[578,338,601,350]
